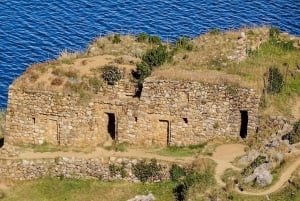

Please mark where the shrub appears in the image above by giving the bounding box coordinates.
[170,164,186,182]
[112,34,121,44]
[148,35,161,45]
[51,77,64,86]
[137,32,148,42]
[102,65,122,85]
[175,37,193,51]
[267,67,283,94]
[133,158,162,182]
[209,28,220,35]
[142,45,169,68]
[88,76,103,93]
[269,27,280,39]
[132,62,152,83]
[282,120,300,144]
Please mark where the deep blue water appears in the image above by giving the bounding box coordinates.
[1,0,300,108]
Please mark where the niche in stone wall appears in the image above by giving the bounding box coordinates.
[159,120,171,145]
[44,119,60,145]
[106,113,116,140]
[240,111,248,139]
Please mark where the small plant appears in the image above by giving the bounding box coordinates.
[132,62,152,83]
[102,65,122,85]
[175,37,193,51]
[269,27,280,39]
[209,28,220,35]
[112,34,121,44]
[133,158,162,182]
[148,35,161,45]
[170,164,186,182]
[88,76,103,93]
[137,32,148,42]
[282,120,300,144]
[267,66,283,94]
[142,45,169,68]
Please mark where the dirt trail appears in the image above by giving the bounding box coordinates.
[16,147,196,163]
[1,143,300,197]
[237,151,300,196]
[211,144,246,187]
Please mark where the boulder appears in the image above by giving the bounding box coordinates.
[127,193,156,201]
[238,150,259,165]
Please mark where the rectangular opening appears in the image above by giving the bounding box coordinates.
[240,111,248,139]
[106,113,116,140]
[159,120,171,145]
[32,117,36,125]
[183,118,188,124]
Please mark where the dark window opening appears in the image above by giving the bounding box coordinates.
[135,117,138,122]
[183,118,188,124]
[0,138,4,148]
[32,117,36,125]
[106,113,116,140]
[240,111,248,139]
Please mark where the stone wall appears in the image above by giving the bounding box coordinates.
[5,78,260,147]
[0,156,169,182]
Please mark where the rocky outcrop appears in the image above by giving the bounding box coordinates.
[127,193,156,201]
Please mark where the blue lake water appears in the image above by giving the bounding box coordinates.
[0,0,300,108]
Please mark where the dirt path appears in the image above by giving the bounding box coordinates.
[236,152,300,196]
[16,147,196,163]
[211,144,246,187]
[2,143,300,197]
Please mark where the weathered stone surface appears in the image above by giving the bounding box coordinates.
[127,193,156,201]
[5,79,260,147]
[0,157,169,182]
[243,163,273,187]
[239,149,259,165]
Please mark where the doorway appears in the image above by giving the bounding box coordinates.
[240,111,248,139]
[106,113,116,140]
[159,120,171,145]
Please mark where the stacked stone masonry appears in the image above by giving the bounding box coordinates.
[0,157,169,182]
[5,78,260,147]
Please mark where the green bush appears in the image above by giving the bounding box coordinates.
[269,27,280,39]
[267,67,283,94]
[175,37,193,51]
[209,28,220,35]
[102,65,122,85]
[132,62,152,83]
[142,45,169,68]
[170,164,186,182]
[282,120,300,144]
[133,158,162,182]
[112,34,121,44]
[148,35,161,45]
[137,33,148,42]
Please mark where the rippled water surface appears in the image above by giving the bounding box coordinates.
[1,0,300,108]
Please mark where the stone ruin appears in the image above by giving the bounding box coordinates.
[4,77,260,147]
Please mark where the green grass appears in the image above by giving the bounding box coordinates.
[1,178,177,201]
[20,142,95,153]
[157,143,206,157]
